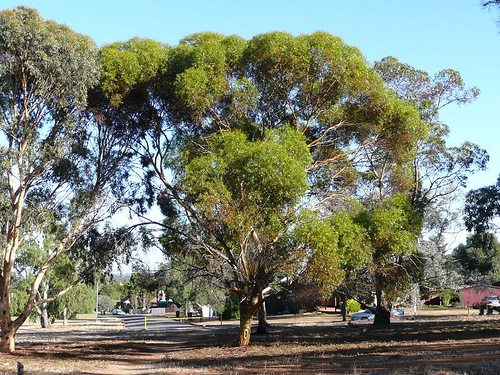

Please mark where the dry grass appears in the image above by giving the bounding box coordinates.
[0,310,499,374]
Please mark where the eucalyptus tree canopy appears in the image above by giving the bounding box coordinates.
[98,32,424,206]
[452,232,500,284]
[97,32,427,345]
[0,7,133,352]
[464,175,500,233]
[178,128,313,345]
[484,1,500,9]
[368,57,487,322]
[362,194,422,323]
[374,56,487,214]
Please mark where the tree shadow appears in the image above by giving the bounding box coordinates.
[10,317,500,373]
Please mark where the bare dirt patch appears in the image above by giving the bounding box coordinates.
[1,310,500,374]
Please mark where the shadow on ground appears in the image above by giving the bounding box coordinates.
[10,317,500,374]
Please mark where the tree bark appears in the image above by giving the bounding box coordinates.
[340,294,347,322]
[40,308,49,329]
[374,284,391,325]
[255,294,269,334]
[39,279,50,328]
[0,262,17,352]
[0,325,16,353]
[239,302,253,346]
[239,294,259,346]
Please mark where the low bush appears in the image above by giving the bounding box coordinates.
[346,299,361,313]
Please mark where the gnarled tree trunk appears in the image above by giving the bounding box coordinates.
[374,282,390,325]
[239,293,259,346]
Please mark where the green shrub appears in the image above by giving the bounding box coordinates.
[346,299,361,313]
[440,290,459,306]
[222,294,240,319]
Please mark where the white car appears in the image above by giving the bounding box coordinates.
[112,308,125,315]
[392,308,405,317]
[481,296,500,307]
[350,309,375,321]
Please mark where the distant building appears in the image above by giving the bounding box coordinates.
[459,285,500,307]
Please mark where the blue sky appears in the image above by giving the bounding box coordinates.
[3,0,499,248]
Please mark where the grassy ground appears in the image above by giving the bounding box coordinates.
[1,309,499,374]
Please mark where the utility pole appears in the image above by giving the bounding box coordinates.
[95,276,99,322]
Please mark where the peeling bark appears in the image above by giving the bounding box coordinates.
[239,295,259,346]
[239,304,253,346]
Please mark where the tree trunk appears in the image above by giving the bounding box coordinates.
[0,323,17,353]
[63,308,68,326]
[341,294,347,322]
[374,285,390,325]
[39,279,50,328]
[255,294,269,334]
[40,308,49,328]
[0,265,16,352]
[239,301,254,346]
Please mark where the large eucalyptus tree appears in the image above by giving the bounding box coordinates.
[0,7,133,351]
[96,32,425,345]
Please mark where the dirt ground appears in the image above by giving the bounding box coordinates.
[1,309,500,374]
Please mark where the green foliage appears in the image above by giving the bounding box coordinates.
[49,284,96,319]
[0,6,99,111]
[374,56,487,238]
[180,127,312,283]
[452,232,500,283]
[330,210,371,270]
[98,295,117,312]
[439,290,459,307]
[367,194,422,262]
[346,299,361,313]
[349,194,423,312]
[182,127,311,218]
[294,211,344,299]
[13,240,97,321]
[89,30,454,341]
[158,260,208,310]
[0,8,138,347]
[126,265,159,307]
[10,277,33,317]
[100,38,169,107]
[464,175,500,233]
[222,294,240,320]
[163,32,245,119]
[374,56,479,124]
[99,282,127,302]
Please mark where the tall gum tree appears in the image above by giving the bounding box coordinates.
[356,57,489,323]
[373,57,487,236]
[179,128,312,345]
[0,8,133,352]
[96,32,426,345]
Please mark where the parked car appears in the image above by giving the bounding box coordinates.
[480,296,500,307]
[112,308,125,315]
[478,296,500,315]
[350,309,375,321]
[392,308,405,317]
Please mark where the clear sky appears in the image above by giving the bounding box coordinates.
[2,0,499,250]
